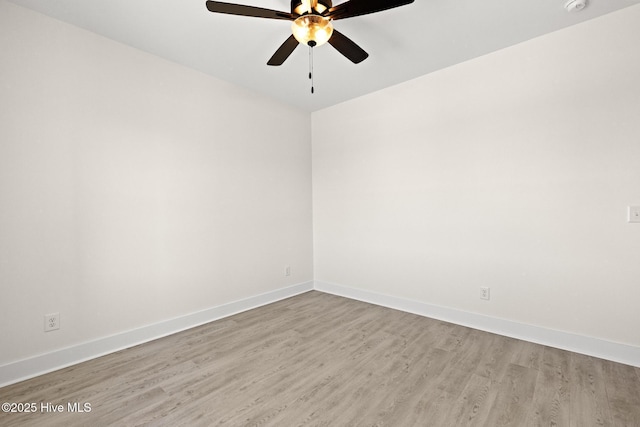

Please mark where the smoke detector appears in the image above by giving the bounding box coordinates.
[565,0,587,12]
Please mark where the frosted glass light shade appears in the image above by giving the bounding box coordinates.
[291,15,333,47]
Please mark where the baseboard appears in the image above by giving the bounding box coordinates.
[3,279,637,388]
[0,281,314,388]
[314,280,640,368]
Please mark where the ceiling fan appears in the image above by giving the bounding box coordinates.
[205,0,415,66]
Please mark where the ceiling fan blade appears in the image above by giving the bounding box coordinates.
[206,1,294,20]
[267,35,300,66]
[328,30,368,64]
[326,0,414,20]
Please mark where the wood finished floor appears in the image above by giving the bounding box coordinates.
[1,291,639,426]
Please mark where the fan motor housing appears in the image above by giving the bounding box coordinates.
[291,0,333,15]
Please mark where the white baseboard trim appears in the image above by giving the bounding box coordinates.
[0,281,314,388]
[314,280,640,368]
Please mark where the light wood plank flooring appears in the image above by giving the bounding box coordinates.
[1,291,639,426]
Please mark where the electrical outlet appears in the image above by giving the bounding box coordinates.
[629,206,640,223]
[44,313,60,332]
[285,265,291,277]
[480,287,490,300]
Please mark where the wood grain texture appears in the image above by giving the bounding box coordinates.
[1,291,639,426]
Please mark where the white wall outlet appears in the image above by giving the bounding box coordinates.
[44,313,60,332]
[628,206,640,223]
[480,287,490,300]
[285,265,291,277]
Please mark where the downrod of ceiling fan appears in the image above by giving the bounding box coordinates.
[291,0,333,16]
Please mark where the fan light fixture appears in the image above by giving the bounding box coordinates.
[291,14,334,47]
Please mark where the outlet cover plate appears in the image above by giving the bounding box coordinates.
[44,313,60,332]
[629,206,640,223]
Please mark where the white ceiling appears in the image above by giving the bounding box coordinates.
[7,0,640,111]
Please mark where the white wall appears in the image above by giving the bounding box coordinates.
[0,1,313,365]
[313,5,640,348]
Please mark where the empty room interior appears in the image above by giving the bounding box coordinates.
[1,0,640,425]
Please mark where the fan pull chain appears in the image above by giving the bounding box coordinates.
[309,46,313,94]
